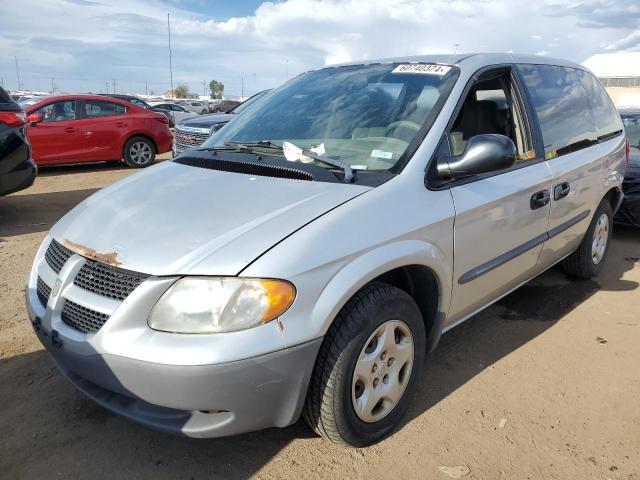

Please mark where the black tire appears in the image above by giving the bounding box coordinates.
[303,282,426,447]
[123,136,156,168]
[562,199,613,278]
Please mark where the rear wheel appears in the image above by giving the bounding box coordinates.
[303,282,425,447]
[562,199,613,278]
[123,136,156,168]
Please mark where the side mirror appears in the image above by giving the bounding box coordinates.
[437,134,517,179]
[26,113,43,126]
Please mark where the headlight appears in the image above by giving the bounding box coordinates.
[148,277,295,334]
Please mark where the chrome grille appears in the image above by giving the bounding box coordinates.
[74,260,149,301]
[61,300,109,334]
[174,126,210,152]
[45,239,73,274]
[37,277,51,307]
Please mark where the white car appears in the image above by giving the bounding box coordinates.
[178,101,209,114]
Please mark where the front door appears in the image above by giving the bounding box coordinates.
[28,100,83,164]
[443,67,553,325]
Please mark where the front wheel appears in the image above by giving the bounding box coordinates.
[303,282,425,447]
[123,136,156,168]
[562,199,613,278]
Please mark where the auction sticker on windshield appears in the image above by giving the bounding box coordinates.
[392,64,451,76]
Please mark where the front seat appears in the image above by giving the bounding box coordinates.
[451,99,505,155]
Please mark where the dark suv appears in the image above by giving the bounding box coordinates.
[0,86,36,196]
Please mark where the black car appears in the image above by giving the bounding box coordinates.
[98,94,175,126]
[615,109,640,227]
[0,86,36,196]
[173,90,271,154]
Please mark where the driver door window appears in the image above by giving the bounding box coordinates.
[448,76,534,164]
[35,100,76,123]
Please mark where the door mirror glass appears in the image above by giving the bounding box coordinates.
[437,134,516,179]
[27,113,42,125]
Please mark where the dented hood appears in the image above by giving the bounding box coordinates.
[51,161,369,276]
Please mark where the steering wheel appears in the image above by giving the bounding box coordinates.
[384,120,421,138]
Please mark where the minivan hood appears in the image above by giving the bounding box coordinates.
[51,161,369,276]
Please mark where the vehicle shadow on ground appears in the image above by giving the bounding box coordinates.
[1,231,637,479]
[0,189,99,237]
[405,227,639,427]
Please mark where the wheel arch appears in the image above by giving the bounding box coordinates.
[122,132,158,158]
[308,240,451,354]
[604,186,624,214]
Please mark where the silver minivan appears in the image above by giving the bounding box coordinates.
[27,54,627,447]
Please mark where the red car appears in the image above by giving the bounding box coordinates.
[23,94,172,168]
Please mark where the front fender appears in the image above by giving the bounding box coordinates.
[260,239,453,348]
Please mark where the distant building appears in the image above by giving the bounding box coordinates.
[583,52,640,107]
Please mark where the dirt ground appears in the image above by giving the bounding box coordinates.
[1,158,639,480]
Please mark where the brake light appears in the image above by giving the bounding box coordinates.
[0,111,26,127]
[626,138,630,165]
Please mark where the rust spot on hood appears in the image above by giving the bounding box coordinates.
[64,239,122,267]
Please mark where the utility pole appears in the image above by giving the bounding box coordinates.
[14,56,21,91]
[203,80,206,98]
[113,79,116,94]
[454,44,460,54]
[145,81,148,96]
[241,76,244,98]
[51,77,55,92]
[168,13,174,99]
[105,81,110,94]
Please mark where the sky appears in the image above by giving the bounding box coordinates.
[0,0,639,97]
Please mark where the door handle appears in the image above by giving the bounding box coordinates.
[554,182,570,200]
[115,122,128,127]
[64,127,79,133]
[530,189,550,210]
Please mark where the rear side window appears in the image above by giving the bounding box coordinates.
[577,70,623,141]
[517,64,596,159]
[0,86,20,111]
[84,100,126,118]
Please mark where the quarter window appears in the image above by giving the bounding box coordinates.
[84,100,126,118]
[517,64,596,159]
[35,100,76,122]
[577,70,623,141]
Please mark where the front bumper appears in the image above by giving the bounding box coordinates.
[614,175,640,227]
[25,238,322,437]
[30,314,321,437]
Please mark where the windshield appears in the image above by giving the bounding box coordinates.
[622,114,640,149]
[202,63,459,172]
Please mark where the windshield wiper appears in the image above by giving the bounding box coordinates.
[225,141,353,183]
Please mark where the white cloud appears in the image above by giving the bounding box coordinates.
[0,0,638,95]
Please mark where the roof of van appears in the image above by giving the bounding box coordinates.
[331,53,586,71]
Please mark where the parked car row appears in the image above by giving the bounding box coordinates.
[173,89,271,155]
